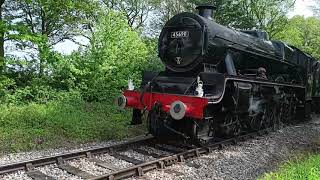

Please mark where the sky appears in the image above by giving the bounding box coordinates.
[288,0,315,18]
[53,0,315,55]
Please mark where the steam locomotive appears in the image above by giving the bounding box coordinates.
[117,5,320,143]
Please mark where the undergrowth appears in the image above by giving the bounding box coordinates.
[261,153,320,180]
[0,96,146,154]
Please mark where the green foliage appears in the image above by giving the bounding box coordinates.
[92,11,148,85]
[102,0,156,30]
[261,154,320,180]
[217,0,293,38]
[3,85,60,105]
[5,0,95,44]
[0,9,151,153]
[0,96,145,153]
[4,0,100,75]
[0,75,15,99]
[274,16,320,59]
[1,10,150,103]
[143,38,165,72]
[1,0,320,153]
[152,0,294,38]
[55,10,149,101]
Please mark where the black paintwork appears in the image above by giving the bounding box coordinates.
[135,8,320,141]
[157,10,319,101]
[158,12,299,72]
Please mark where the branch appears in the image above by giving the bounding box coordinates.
[40,7,46,35]
[24,4,35,34]
[63,37,89,48]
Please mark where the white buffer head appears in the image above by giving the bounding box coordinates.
[116,95,127,109]
[170,101,187,120]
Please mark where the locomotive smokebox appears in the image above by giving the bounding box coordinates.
[196,5,216,20]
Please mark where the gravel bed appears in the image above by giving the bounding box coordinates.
[132,116,320,180]
[121,149,155,162]
[36,164,80,180]
[0,137,136,179]
[0,140,119,166]
[68,158,111,176]
[0,135,152,166]
[1,116,320,180]
[96,154,132,169]
[0,171,32,180]
[139,146,172,156]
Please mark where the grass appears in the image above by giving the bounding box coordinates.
[261,153,320,180]
[0,99,146,154]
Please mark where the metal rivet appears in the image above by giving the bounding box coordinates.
[108,175,115,180]
[158,161,165,169]
[179,155,185,163]
[195,149,200,157]
[219,144,224,150]
[25,163,33,171]
[232,139,237,145]
[86,152,92,158]
[137,167,143,176]
[57,157,64,165]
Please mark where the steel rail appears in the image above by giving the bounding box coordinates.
[0,135,154,175]
[89,129,270,180]
[0,125,294,179]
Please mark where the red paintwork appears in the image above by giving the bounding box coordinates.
[123,90,209,119]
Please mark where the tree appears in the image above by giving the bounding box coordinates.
[312,0,320,18]
[216,0,295,38]
[0,0,4,74]
[54,10,148,101]
[88,10,148,100]
[102,0,157,30]
[275,16,320,59]
[154,0,192,22]
[152,0,295,38]
[4,0,99,76]
[143,37,164,71]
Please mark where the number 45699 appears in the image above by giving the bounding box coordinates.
[171,31,189,38]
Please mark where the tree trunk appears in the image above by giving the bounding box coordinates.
[39,7,46,77]
[39,47,44,76]
[0,0,5,74]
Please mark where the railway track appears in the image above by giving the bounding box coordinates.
[0,128,273,180]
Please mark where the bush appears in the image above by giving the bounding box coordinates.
[0,10,152,153]
[261,154,320,180]
[0,97,145,153]
[88,11,148,100]
[49,10,149,102]
[143,38,165,72]
[0,76,80,105]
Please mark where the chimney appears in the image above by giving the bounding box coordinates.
[196,5,216,20]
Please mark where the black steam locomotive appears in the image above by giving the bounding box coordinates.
[117,5,320,143]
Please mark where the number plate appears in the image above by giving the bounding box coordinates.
[171,31,189,38]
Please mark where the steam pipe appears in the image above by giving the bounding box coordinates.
[196,5,216,20]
